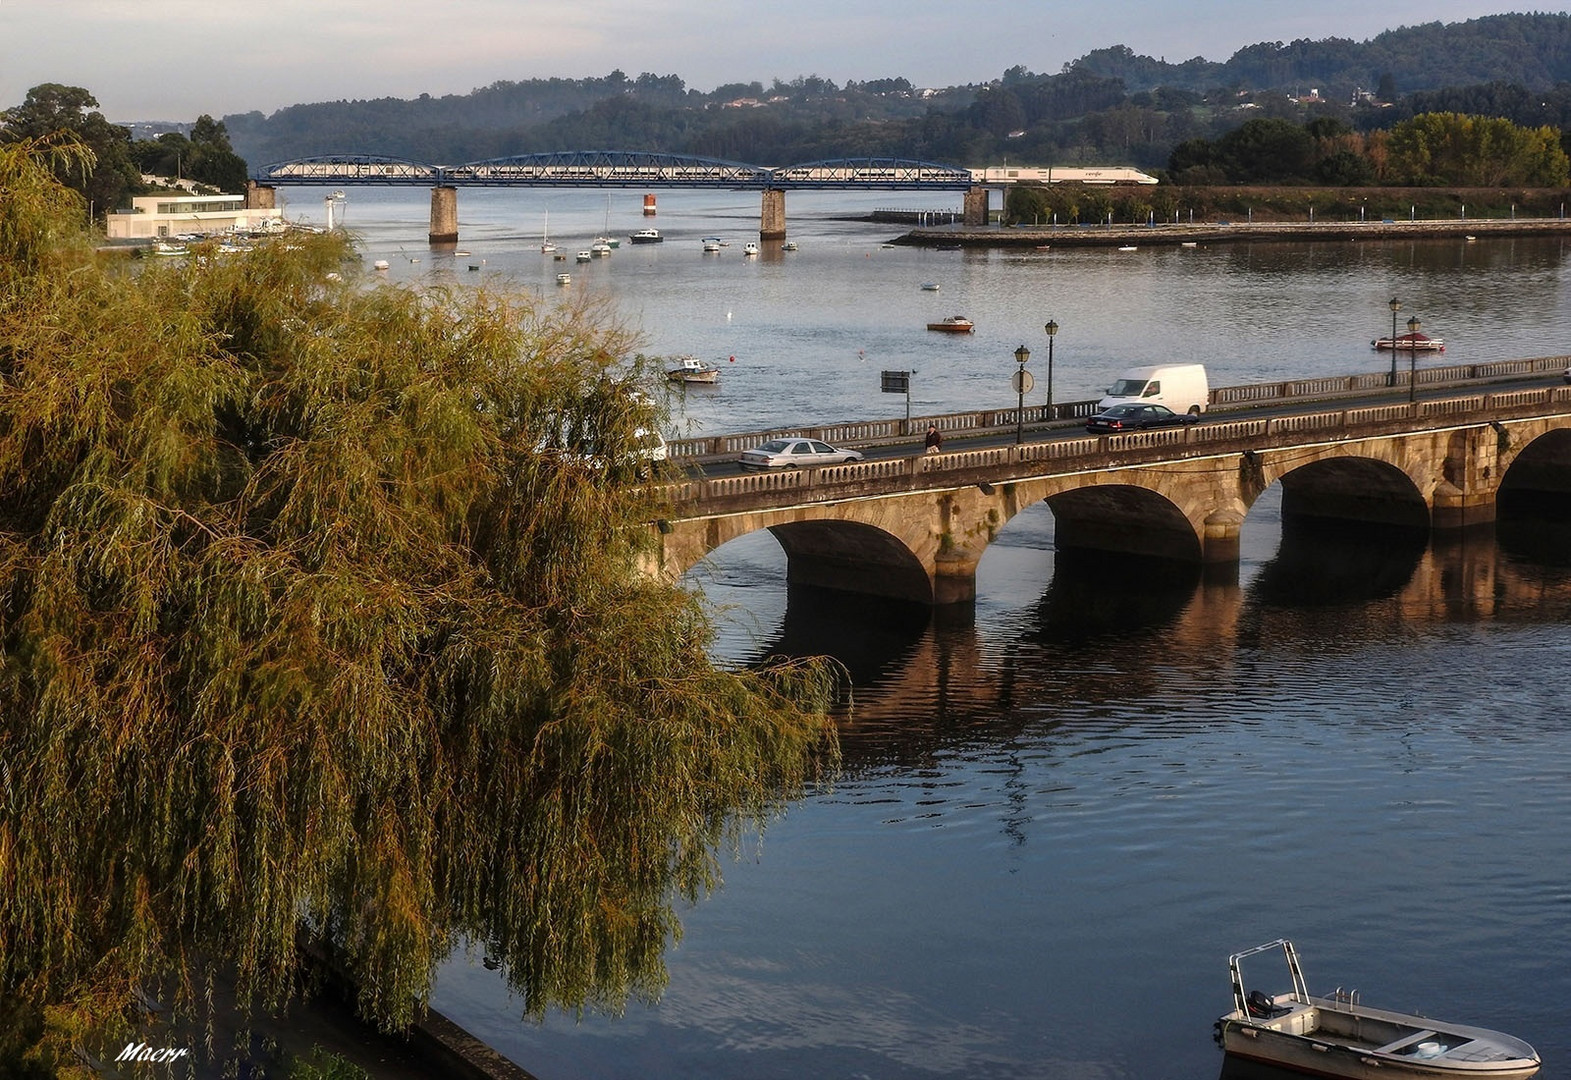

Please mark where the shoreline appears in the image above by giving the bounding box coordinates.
[894,217,1571,248]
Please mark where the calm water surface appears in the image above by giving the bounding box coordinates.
[305,188,1571,1078]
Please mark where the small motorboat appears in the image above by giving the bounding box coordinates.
[920,282,940,291]
[591,241,612,256]
[783,241,798,251]
[666,356,720,384]
[702,238,722,253]
[575,250,592,263]
[372,259,390,271]
[1216,940,1540,1080]
[926,316,974,333]
[1373,332,1445,351]
[629,228,663,244]
[742,242,760,256]
[555,272,571,285]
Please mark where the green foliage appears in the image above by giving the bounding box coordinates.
[1386,112,1570,185]
[1214,117,1314,182]
[0,138,838,1062]
[287,1049,369,1080]
[129,115,249,193]
[0,85,140,217]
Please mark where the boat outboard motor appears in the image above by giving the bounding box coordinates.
[1246,990,1278,1018]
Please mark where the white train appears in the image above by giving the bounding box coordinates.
[971,166,1159,185]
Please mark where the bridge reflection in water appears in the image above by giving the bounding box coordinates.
[702,496,1571,762]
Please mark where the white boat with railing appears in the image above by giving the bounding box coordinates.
[1216,940,1540,1080]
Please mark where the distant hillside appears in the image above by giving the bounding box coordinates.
[1072,12,1571,96]
[221,13,1571,174]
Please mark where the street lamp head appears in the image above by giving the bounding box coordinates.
[1044,320,1058,337]
[1389,297,1401,313]
[1015,344,1031,364]
[1407,316,1421,333]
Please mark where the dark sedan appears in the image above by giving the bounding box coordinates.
[1085,403,1200,434]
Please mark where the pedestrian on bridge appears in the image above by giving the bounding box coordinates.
[925,424,943,454]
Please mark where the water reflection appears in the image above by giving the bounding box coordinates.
[1246,518,1428,608]
[727,519,1571,770]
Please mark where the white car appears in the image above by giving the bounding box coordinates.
[1564,365,1571,384]
[738,438,864,469]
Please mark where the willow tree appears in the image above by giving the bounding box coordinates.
[0,138,838,1069]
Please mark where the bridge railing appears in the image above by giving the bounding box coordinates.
[666,384,1571,505]
[670,355,1571,462]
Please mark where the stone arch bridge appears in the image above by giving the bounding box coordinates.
[646,386,1571,605]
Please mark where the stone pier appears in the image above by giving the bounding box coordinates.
[245,181,276,210]
[429,186,459,244]
[760,189,786,240]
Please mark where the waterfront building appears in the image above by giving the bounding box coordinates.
[106,194,284,241]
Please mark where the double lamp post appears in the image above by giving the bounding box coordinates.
[1388,297,1422,401]
[1011,320,1058,445]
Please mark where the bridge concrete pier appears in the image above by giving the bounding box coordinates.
[963,187,990,227]
[760,189,786,240]
[429,186,459,244]
[246,182,276,210]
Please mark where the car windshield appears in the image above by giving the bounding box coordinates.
[1104,405,1140,416]
[1107,378,1149,396]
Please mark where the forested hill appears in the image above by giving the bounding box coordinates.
[222,12,1571,172]
[1072,12,1571,95]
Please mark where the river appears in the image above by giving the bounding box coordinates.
[301,187,1571,1079]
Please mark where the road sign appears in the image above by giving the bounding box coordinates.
[1011,369,1034,394]
[881,370,910,393]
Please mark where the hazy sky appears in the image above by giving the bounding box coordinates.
[1,1,1545,122]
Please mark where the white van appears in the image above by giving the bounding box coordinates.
[1097,364,1209,415]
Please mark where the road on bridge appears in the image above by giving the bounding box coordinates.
[684,370,1569,479]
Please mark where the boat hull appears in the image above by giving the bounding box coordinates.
[1373,337,1445,351]
[1219,998,1539,1080]
[1223,1032,1539,1080]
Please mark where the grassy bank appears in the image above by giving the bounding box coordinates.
[1007,184,1571,226]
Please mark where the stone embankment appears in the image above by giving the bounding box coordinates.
[896,217,1571,248]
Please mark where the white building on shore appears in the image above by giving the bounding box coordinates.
[106,194,284,241]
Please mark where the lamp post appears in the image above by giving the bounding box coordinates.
[1013,344,1031,444]
[1043,320,1058,419]
[1387,297,1401,386]
[1407,315,1421,403]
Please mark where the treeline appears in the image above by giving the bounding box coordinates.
[0,83,248,220]
[209,13,1571,174]
[14,14,1571,222]
[1167,113,1568,187]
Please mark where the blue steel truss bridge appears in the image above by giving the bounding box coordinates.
[249,152,990,241]
[253,151,979,190]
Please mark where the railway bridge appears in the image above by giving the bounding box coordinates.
[248,152,987,242]
[646,381,1571,605]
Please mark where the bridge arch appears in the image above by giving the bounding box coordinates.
[1497,426,1571,517]
[1273,456,1431,530]
[660,502,934,604]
